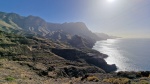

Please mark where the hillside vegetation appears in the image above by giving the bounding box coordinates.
[0,12,150,84]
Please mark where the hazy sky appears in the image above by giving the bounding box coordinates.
[0,0,150,38]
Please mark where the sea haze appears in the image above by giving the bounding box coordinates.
[93,38,150,71]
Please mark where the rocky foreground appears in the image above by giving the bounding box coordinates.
[0,58,150,84]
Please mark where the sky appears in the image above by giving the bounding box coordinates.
[0,0,150,38]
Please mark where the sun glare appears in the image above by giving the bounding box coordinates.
[107,0,115,3]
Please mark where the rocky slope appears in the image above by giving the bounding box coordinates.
[0,30,116,82]
[1,12,149,84]
[1,30,150,84]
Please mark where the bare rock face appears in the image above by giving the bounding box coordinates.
[141,71,150,77]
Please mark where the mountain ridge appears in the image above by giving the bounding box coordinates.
[0,12,116,48]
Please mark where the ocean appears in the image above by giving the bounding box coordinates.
[93,38,150,71]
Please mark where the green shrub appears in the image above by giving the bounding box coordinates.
[5,76,15,81]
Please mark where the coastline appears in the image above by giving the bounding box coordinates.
[93,38,150,72]
[92,39,118,72]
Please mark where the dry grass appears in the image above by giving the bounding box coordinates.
[103,78,130,84]
[0,20,14,28]
[87,76,99,82]
[138,80,149,84]
[0,58,43,84]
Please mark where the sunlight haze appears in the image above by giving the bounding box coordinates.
[107,0,115,3]
[0,0,150,38]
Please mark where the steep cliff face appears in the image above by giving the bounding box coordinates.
[68,35,94,48]
[47,22,100,40]
[47,22,100,48]
[51,48,117,72]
